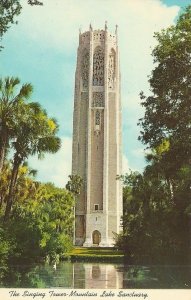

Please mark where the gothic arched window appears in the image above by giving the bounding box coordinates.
[81,49,89,89]
[108,48,115,89]
[93,47,104,86]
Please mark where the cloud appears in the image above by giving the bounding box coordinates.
[132,148,146,158]
[19,0,179,55]
[122,154,131,175]
[29,139,132,186]
[29,136,72,187]
[17,0,179,93]
[7,0,180,186]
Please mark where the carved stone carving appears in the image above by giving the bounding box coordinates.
[94,110,101,136]
[92,92,104,107]
[93,30,105,42]
[93,48,104,86]
[95,110,101,125]
[81,31,90,43]
[81,50,89,89]
[81,92,88,101]
[108,49,115,89]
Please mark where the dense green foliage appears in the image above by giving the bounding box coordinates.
[69,247,124,263]
[6,182,74,262]
[117,6,191,264]
[0,164,74,279]
[66,175,83,197]
[117,167,190,264]
[139,5,191,173]
[0,77,74,281]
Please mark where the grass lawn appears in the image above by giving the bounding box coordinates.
[68,247,124,262]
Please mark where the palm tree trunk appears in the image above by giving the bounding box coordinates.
[0,144,6,173]
[166,177,174,201]
[0,131,8,173]
[0,195,3,208]
[4,159,20,222]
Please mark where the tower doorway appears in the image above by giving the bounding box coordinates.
[92,230,101,245]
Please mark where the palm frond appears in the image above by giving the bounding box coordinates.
[18,83,33,99]
[50,117,59,133]
[37,136,61,154]
[29,169,38,177]
[28,102,43,113]
[22,161,29,167]
[3,77,20,97]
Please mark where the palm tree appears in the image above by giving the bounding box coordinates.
[66,175,83,244]
[4,101,61,221]
[13,162,37,203]
[0,77,33,172]
[66,174,83,196]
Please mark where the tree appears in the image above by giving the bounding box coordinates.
[7,183,74,262]
[0,0,21,50]
[118,166,190,264]
[138,5,191,174]
[0,160,38,213]
[66,175,83,244]
[66,175,83,197]
[0,0,43,50]
[0,160,10,209]
[0,77,33,172]
[117,6,191,264]
[13,162,37,203]
[4,101,61,221]
[27,0,43,5]
[137,6,191,263]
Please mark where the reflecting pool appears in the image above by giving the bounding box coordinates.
[0,262,190,289]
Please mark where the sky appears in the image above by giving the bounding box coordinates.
[1,0,190,187]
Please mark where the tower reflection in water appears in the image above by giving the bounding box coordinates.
[73,263,123,289]
[1,262,190,288]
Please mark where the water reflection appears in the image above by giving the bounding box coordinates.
[0,262,190,289]
[74,264,123,289]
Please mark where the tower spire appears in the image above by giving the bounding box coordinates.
[105,20,108,31]
[115,24,118,35]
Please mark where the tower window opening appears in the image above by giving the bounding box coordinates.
[93,47,104,86]
[94,204,99,211]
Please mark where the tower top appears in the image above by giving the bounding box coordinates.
[79,22,118,46]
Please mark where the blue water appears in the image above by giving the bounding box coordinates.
[1,262,190,289]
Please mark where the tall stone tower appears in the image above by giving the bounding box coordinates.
[72,23,122,247]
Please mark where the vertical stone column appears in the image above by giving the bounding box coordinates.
[72,35,82,245]
[115,25,122,232]
[101,22,109,246]
[83,25,94,246]
[72,41,80,175]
